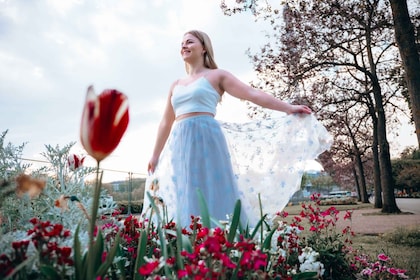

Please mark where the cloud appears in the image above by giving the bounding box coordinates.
[0,0,273,181]
[3,0,416,183]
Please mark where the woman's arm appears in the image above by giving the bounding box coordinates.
[148,85,176,173]
[218,69,311,114]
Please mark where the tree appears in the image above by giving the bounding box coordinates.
[392,147,420,196]
[221,0,405,213]
[389,0,420,148]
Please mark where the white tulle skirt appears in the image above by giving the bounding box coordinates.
[142,114,332,227]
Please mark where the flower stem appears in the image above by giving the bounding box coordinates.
[87,160,102,279]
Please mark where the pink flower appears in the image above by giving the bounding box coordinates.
[80,86,129,162]
[387,268,408,278]
[67,154,85,171]
[361,268,373,276]
[377,253,390,262]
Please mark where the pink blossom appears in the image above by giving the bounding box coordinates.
[377,253,390,262]
[361,268,373,276]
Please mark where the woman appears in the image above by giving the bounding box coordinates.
[144,30,331,227]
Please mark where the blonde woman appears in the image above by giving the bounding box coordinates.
[144,30,331,227]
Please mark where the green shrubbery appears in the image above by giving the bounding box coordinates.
[0,131,414,279]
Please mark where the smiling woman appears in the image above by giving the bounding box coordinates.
[142,30,332,227]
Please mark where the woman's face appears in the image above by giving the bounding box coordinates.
[180,33,205,62]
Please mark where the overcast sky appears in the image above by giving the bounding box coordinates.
[1,0,417,182]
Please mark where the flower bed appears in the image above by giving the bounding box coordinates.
[0,87,412,279]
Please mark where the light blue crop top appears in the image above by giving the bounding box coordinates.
[171,77,221,118]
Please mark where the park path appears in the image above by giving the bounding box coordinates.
[335,199,420,235]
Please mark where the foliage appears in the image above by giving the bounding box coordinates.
[223,0,408,214]
[391,158,420,193]
[383,225,420,247]
[291,193,355,280]
[0,133,413,279]
[319,197,358,206]
[0,130,30,210]
[0,141,106,236]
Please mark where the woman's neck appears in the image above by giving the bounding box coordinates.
[187,63,207,77]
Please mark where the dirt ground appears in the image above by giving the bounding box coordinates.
[335,207,420,235]
[284,199,420,235]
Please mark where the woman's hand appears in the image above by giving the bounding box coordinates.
[289,104,312,115]
[148,156,159,174]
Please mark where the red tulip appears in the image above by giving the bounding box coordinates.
[67,154,85,171]
[80,85,129,162]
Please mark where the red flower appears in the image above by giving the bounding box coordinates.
[344,210,352,220]
[80,86,129,162]
[67,154,85,171]
[138,260,159,275]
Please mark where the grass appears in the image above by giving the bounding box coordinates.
[282,202,420,279]
[353,231,420,279]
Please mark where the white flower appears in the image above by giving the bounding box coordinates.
[298,247,325,276]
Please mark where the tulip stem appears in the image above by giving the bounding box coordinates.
[87,160,102,279]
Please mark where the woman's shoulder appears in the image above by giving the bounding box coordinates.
[206,68,232,80]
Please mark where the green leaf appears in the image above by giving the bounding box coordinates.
[292,271,318,279]
[196,188,211,228]
[227,200,241,243]
[116,257,126,280]
[93,230,105,271]
[262,227,276,251]
[175,226,185,270]
[3,255,36,280]
[73,225,84,280]
[157,226,171,277]
[250,214,266,239]
[39,265,60,279]
[134,229,148,280]
[97,231,122,277]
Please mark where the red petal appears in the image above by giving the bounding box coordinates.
[80,86,129,162]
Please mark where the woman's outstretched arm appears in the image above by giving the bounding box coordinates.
[219,69,311,115]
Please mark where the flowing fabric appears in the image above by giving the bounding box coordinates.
[142,113,332,227]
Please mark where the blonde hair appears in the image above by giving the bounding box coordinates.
[184,30,218,74]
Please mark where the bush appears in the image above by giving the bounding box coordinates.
[116,200,143,214]
[0,133,412,279]
[319,197,357,206]
[383,225,420,247]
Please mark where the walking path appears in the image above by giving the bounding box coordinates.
[336,198,420,235]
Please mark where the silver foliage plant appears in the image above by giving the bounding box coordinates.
[0,130,118,253]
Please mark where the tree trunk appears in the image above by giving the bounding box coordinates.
[390,0,420,148]
[372,142,382,208]
[372,119,383,208]
[365,21,400,213]
[354,151,369,203]
[352,165,361,202]
[373,82,401,213]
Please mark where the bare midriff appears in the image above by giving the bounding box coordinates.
[176,112,214,121]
